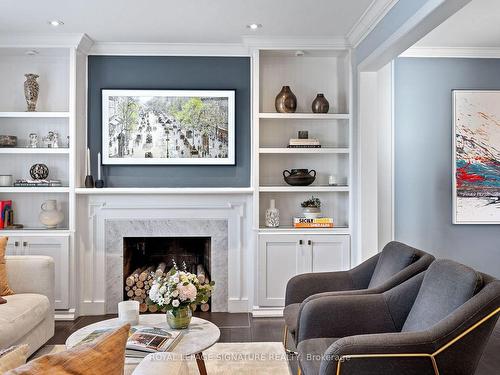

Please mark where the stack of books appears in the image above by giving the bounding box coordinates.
[13,179,63,187]
[288,138,321,148]
[294,217,334,228]
[0,200,13,228]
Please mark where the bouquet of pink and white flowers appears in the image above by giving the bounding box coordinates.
[148,262,214,312]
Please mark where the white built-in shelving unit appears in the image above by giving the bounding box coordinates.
[0,41,88,316]
[252,47,353,308]
[0,47,74,232]
[253,48,352,232]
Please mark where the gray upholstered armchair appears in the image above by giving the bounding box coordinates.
[284,241,434,348]
[296,259,500,375]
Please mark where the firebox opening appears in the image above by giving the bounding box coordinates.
[123,236,211,312]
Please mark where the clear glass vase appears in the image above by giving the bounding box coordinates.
[166,306,192,329]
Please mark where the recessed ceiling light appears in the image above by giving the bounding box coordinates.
[25,49,39,56]
[48,20,64,27]
[246,23,262,30]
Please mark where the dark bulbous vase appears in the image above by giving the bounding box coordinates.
[312,93,330,113]
[275,86,297,113]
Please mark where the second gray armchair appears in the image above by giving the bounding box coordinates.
[296,259,500,375]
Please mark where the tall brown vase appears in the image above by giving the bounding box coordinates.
[311,93,330,113]
[275,86,297,113]
[24,73,39,112]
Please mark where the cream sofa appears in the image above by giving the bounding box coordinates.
[1,256,55,356]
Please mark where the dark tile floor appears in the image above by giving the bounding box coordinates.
[49,312,500,375]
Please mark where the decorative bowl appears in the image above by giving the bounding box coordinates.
[0,135,17,148]
[283,169,316,186]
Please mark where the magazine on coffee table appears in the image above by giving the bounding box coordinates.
[76,326,183,357]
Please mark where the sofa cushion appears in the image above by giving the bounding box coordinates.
[6,324,130,375]
[297,338,337,375]
[368,241,418,288]
[402,259,482,332]
[0,237,14,296]
[0,294,50,347]
[284,303,300,334]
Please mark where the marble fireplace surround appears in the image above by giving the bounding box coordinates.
[105,219,228,313]
[79,194,250,316]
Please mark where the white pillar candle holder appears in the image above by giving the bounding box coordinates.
[118,300,140,326]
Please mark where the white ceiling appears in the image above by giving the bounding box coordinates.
[417,0,500,47]
[0,0,373,43]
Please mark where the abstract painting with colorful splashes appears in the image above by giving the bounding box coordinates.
[453,90,500,223]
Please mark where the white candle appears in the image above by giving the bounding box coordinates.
[86,148,91,176]
[118,300,139,326]
[97,152,101,180]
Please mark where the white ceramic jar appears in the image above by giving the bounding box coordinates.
[39,199,64,228]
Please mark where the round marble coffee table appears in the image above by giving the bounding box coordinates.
[66,315,220,375]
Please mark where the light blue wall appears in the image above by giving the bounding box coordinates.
[394,57,500,278]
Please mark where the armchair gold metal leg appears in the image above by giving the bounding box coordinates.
[283,325,288,348]
[297,367,302,375]
[283,325,298,355]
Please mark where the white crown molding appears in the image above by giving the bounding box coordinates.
[400,46,500,58]
[76,33,94,55]
[347,0,400,48]
[89,41,250,56]
[0,33,87,48]
[242,35,350,50]
[90,36,351,56]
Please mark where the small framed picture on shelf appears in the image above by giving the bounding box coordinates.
[102,89,236,165]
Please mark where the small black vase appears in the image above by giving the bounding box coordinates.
[275,86,297,113]
[312,93,330,113]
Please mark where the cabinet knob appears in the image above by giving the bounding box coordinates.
[299,240,303,245]
[308,240,312,246]
[23,241,28,247]
[14,241,19,247]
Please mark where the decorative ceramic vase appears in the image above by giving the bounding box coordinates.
[166,306,192,329]
[312,93,330,113]
[275,86,297,113]
[265,199,280,228]
[303,207,321,219]
[39,200,64,228]
[28,133,38,148]
[24,74,39,112]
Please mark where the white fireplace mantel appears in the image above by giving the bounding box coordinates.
[76,192,253,316]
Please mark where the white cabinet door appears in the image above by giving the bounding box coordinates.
[23,236,69,310]
[258,234,304,307]
[305,235,350,273]
[5,236,23,256]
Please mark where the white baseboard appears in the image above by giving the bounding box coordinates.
[228,298,250,313]
[54,308,76,321]
[79,301,106,316]
[252,307,284,318]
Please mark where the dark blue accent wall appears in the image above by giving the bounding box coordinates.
[395,57,500,278]
[88,56,251,187]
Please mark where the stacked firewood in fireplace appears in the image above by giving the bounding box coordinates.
[124,262,211,313]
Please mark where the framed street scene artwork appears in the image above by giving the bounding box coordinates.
[453,90,500,224]
[102,89,235,165]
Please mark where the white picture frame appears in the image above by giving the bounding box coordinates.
[102,89,235,165]
[452,90,500,224]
